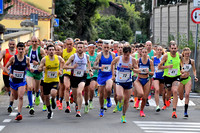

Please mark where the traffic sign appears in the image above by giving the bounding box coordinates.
[135,31,142,35]
[30,13,38,25]
[191,8,200,24]
[0,0,3,14]
[54,18,59,27]
[194,0,200,7]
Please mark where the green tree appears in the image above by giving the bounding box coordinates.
[96,15,133,42]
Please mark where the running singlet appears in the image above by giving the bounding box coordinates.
[138,58,150,75]
[63,47,76,75]
[182,59,192,72]
[132,52,138,76]
[3,49,18,75]
[116,56,132,83]
[44,55,59,83]
[148,49,154,59]
[27,45,42,73]
[71,53,87,77]
[10,55,27,83]
[153,56,164,79]
[98,52,113,77]
[164,52,181,77]
[86,52,98,79]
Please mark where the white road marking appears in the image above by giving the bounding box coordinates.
[3,119,11,123]
[145,131,200,133]
[134,121,200,125]
[0,126,5,132]
[14,107,18,110]
[177,98,195,106]
[9,112,17,116]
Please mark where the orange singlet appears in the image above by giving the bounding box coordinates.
[3,49,18,75]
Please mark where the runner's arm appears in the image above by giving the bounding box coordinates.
[132,59,141,74]
[191,59,198,81]
[25,47,29,56]
[87,55,93,77]
[40,47,46,58]
[149,60,154,76]
[26,57,31,71]
[93,53,101,70]
[0,50,6,69]
[158,53,171,69]
[63,54,75,69]
[58,56,65,70]
[38,58,46,72]
[4,56,14,74]
[111,57,120,78]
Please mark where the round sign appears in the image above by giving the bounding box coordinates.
[191,8,200,24]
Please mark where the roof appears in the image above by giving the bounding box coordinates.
[4,0,51,19]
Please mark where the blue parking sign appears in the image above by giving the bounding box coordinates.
[54,18,59,27]
[0,0,3,14]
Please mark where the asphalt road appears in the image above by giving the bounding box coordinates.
[0,94,200,133]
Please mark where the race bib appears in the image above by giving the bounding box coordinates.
[155,66,163,73]
[102,65,111,72]
[73,69,84,77]
[119,72,130,81]
[183,64,191,72]
[30,63,39,70]
[47,71,57,78]
[13,70,24,79]
[139,68,149,74]
[168,69,178,76]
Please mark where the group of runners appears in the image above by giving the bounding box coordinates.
[0,36,198,123]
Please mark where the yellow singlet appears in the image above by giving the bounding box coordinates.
[44,55,59,83]
[63,47,76,75]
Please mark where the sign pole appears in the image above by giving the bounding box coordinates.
[192,24,198,92]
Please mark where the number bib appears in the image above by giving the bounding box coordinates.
[183,64,191,72]
[140,68,149,74]
[155,66,163,73]
[73,69,84,77]
[102,65,111,72]
[47,71,58,78]
[168,69,178,76]
[119,72,130,81]
[30,63,39,70]
[13,70,24,79]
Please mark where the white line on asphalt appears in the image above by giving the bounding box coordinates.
[9,112,17,116]
[3,119,11,123]
[141,127,200,131]
[137,124,200,128]
[133,121,200,125]
[0,126,5,132]
[144,131,200,133]
[14,107,18,110]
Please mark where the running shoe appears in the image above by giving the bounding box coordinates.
[29,107,35,115]
[43,104,47,111]
[7,106,13,113]
[162,105,167,110]
[26,105,30,108]
[89,101,93,109]
[47,111,53,119]
[156,106,160,112]
[65,106,71,113]
[146,100,149,106]
[184,112,188,118]
[117,101,123,111]
[58,103,63,110]
[103,104,107,110]
[121,115,127,123]
[107,97,112,108]
[113,106,118,113]
[56,100,61,107]
[129,97,134,102]
[172,111,177,118]
[76,111,81,117]
[134,100,140,108]
[84,105,89,113]
[35,96,40,106]
[140,111,145,117]
[51,98,56,109]
[137,102,141,110]
[15,114,22,121]
[99,109,104,117]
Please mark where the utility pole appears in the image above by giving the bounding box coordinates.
[50,0,55,40]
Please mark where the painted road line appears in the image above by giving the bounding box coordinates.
[0,126,5,132]
[9,112,17,116]
[177,98,195,106]
[141,127,200,131]
[137,124,200,128]
[3,119,11,123]
[134,121,200,125]
[145,131,200,133]
[14,107,18,110]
